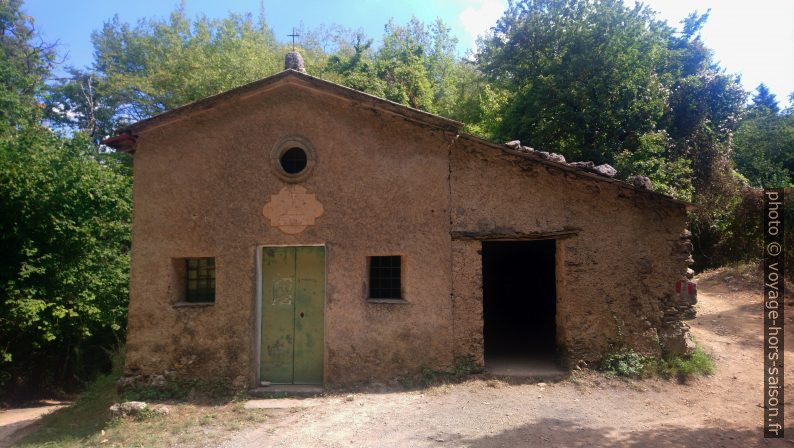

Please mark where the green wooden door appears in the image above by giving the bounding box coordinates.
[261,246,325,384]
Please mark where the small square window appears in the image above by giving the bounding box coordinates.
[368,256,402,300]
[185,257,215,303]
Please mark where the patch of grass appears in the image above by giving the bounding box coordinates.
[15,347,126,445]
[398,375,415,389]
[18,391,270,448]
[600,350,656,378]
[16,351,266,447]
[600,346,716,382]
[658,347,715,381]
[132,407,166,422]
[15,368,121,446]
[199,413,218,426]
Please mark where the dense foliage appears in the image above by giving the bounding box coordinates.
[0,0,131,398]
[0,0,54,136]
[1,0,792,398]
[733,88,794,188]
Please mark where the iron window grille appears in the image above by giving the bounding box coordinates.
[186,257,215,303]
[368,256,402,299]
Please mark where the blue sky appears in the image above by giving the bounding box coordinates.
[23,0,794,106]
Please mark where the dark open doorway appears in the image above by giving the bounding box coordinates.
[482,240,559,374]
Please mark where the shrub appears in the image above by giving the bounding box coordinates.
[659,347,715,380]
[0,130,131,400]
[600,350,656,378]
[600,346,715,381]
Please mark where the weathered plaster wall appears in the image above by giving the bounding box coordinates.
[451,240,484,365]
[125,81,455,386]
[449,139,691,366]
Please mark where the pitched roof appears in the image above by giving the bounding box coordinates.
[103,69,462,152]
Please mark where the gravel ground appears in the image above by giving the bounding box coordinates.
[222,270,793,448]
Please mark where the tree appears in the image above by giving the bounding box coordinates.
[324,33,386,97]
[45,68,122,144]
[750,83,779,114]
[733,91,794,188]
[0,0,55,137]
[0,0,131,397]
[475,1,749,204]
[613,131,693,199]
[375,17,444,112]
[663,71,746,192]
[89,5,283,126]
[477,0,672,164]
[447,61,507,138]
[0,130,132,395]
[76,10,473,140]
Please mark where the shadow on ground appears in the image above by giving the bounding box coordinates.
[432,418,782,448]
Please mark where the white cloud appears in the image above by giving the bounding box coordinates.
[458,0,507,51]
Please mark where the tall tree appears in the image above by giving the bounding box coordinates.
[0,0,55,136]
[0,0,132,397]
[375,17,444,112]
[733,90,794,188]
[477,0,672,162]
[0,131,131,395]
[89,5,283,125]
[324,32,386,97]
[662,11,746,192]
[77,11,473,139]
[45,68,121,144]
[750,83,779,114]
[476,0,706,198]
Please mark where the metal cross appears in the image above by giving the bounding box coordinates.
[288,28,299,51]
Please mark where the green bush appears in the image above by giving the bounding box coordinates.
[0,130,131,399]
[600,347,715,380]
[659,347,715,379]
[600,350,656,378]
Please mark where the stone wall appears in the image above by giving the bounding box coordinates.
[449,137,693,366]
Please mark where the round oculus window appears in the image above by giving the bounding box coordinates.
[279,147,308,174]
[270,136,316,183]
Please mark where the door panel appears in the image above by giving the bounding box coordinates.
[293,247,325,384]
[261,248,296,384]
[260,246,324,385]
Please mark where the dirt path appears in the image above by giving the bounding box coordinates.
[0,402,67,448]
[222,269,793,448]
